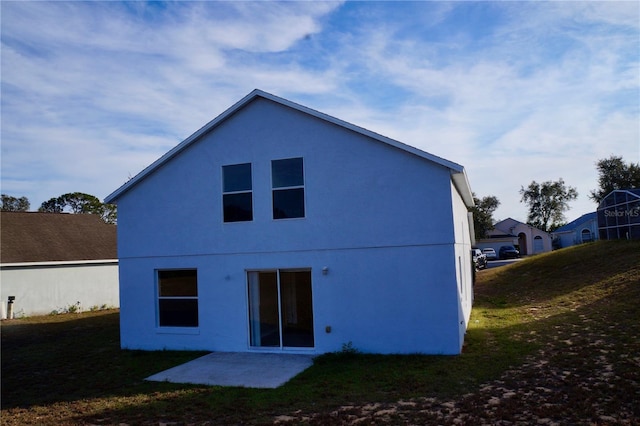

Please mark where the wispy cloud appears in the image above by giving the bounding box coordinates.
[1,1,638,222]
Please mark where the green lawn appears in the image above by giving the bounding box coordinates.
[2,240,639,425]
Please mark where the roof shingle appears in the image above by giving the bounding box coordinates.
[0,212,117,263]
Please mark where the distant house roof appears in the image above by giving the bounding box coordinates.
[553,212,597,234]
[105,89,474,208]
[489,218,524,236]
[491,217,550,235]
[0,212,117,264]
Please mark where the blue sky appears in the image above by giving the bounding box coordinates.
[2,1,639,223]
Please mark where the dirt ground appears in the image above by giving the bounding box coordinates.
[275,309,639,425]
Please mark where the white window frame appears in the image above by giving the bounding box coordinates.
[271,157,306,220]
[222,163,253,223]
[156,268,199,329]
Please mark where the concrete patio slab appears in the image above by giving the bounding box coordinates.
[145,352,315,388]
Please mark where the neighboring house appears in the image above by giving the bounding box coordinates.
[477,218,552,255]
[0,212,119,318]
[474,235,519,254]
[597,189,640,240]
[552,212,598,248]
[105,89,476,355]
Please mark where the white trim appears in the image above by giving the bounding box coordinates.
[105,89,474,208]
[451,169,475,208]
[0,259,118,268]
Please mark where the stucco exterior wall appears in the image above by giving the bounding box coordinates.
[0,261,119,318]
[114,97,471,354]
[512,223,552,254]
[119,245,461,355]
[450,181,474,347]
[116,99,456,259]
[555,219,599,248]
[490,218,552,255]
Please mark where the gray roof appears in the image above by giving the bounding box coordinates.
[0,212,117,264]
[105,89,474,207]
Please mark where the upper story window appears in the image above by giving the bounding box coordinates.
[272,157,305,219]
[222,163,253,222]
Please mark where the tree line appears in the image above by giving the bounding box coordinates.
[1,192,116,224]
[472,155,639,238]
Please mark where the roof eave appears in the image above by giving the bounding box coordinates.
[451,169,475,208]
[1,259,119,268]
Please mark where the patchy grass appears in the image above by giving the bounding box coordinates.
[2,240,639,425]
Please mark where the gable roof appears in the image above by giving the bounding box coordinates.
[491,217,523,235]
[491,217,550,236]
[0,212,117,264]
[553,212,597,234]
[105,89,474,207]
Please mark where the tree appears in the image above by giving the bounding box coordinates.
[39,192,117,224]
[101,203,117,225]
[469,193,500,239]
[519,178,578,232]
[1,194,30,211]
[589,155,640,203]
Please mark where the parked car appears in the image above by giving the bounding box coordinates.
[472,248,487,269]
[482,248,497,261]
[499,245,520,259]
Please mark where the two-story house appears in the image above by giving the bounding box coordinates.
[105,89,475,355]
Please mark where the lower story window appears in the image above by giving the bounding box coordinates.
[158,269,198,327]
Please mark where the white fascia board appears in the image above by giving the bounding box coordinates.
[451,169,475,208]
[1,259,119,269]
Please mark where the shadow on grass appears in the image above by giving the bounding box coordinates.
[1,311,208,410]
[0,311,540,424]
[1,310,538,424]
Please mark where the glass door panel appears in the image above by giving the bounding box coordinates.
[248,271,280,347]
[248,270,314,348]
[280,271,314,347]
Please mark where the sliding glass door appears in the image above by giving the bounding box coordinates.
[248,269,314,348]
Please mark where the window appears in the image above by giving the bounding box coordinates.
[581,229,593,243]
[223,163,252,222]
[157,269,198,327]
[272,158,305,219]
